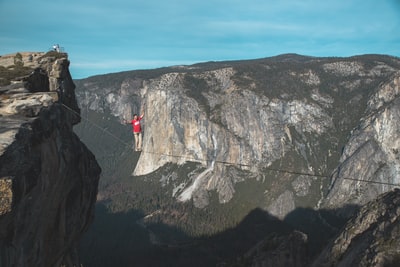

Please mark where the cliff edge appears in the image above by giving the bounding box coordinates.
[0,52,101,266]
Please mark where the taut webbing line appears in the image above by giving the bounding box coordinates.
[62,103,130,147]
[61,103,400,187]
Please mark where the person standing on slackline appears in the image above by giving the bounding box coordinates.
[125,110,144,151]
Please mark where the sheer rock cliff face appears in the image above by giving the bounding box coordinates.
[76,55,400,216]
[0,52,101,266]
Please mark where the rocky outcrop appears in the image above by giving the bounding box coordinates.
[0,52,100,266]
[312,188,400,267]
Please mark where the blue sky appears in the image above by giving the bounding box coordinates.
[1,0,399,79]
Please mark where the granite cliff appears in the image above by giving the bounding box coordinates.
[0,52,100,266]
[323,73,400,217]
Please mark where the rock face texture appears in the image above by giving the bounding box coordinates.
[323,74,400,217]
[75,54,400,215]
[312,188,400,267]
[0,52,100,266]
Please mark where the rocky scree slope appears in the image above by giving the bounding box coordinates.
[0,52,101,267]
[75,54,400,219]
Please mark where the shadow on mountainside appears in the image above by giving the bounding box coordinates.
[283,204,359,257]
[79,203,357,267]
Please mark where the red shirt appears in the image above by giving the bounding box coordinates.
[131,116,143,133]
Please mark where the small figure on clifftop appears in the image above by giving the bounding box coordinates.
[52,44,60,52]
[125,110,144,151]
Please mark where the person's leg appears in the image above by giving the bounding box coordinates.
[137,132,142,151]
[133,133,139,151]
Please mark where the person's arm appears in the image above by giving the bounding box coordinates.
[140,104,145,118]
